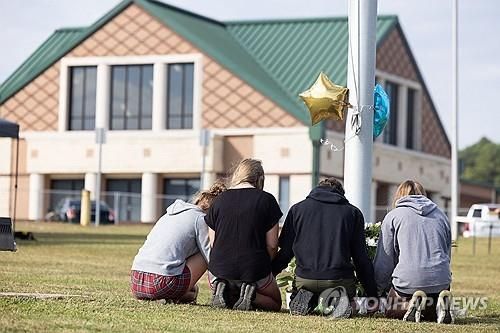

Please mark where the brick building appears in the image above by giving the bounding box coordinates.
[0,0,451,222]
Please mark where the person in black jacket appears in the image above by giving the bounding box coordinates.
[272,177,377,317]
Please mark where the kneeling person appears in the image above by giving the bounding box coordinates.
[272,177,378,317]
[130,182,226,303]
[206,159,283,311]
[374,180,453,324]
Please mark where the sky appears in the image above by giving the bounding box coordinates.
[0,0,499,149]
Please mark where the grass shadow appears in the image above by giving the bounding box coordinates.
[16,232,146,246]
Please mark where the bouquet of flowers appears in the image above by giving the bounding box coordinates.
[365,222,382,260]
[276,257,296,291]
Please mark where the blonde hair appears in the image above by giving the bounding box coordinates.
[192,181,227,211]
[230,158,265,190]
[392,180,427,207]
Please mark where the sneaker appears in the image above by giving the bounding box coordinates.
[318,287,352,319]
[289,288,315,316]
[403,290,427,323]
[436,290,455,324]
[233,283,256,311]
[187,285,199,305]
[211,279,229,309]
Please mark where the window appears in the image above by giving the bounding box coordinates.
[383,81,398,145]
[472,209,482,218]
[167,63,194,129]
[163,178,200,210]
[279,176,290,216]
[406,88,416,149]
[110,65,153,130]
[68,66,97,130]
[106,179,142,221]
[49,179,85,211]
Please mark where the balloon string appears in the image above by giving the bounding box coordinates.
[319,132,358,152]
[348,3,364,136]
[320,105,373,152]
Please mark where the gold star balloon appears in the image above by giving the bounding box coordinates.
[299,72,350,126]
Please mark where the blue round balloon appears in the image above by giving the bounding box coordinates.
[373,84,390,139]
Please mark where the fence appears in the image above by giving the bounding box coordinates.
[0,186,493,228]
[0,188,182,223]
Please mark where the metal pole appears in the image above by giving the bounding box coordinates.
[113,192,120,225]
[95,140,102,227]
[488,223,492,255]
[451,0,459,241]
[201,145,207,190]
[200,129,209,190]
[472,221,476,256]
[12,138,19,234]
[344,0,378,221]
[95,128,105,227]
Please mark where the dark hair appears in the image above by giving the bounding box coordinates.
[318,177,345,196]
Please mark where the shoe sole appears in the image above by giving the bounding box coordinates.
[289,289,314,315]
[232,282,247,310]
[330,295,352,319]
[403,291,427,323]
[319,287,352,319]
[211,280,227,309]
[437,291,454,324]
[233,283,256,311]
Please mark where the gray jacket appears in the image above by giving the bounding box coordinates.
[131,200,210,276]
[373,195,451,295]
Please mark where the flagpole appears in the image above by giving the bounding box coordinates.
[451,0,459,240]
[344,0,378,223]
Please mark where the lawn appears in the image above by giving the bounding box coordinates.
[1,222,499,332]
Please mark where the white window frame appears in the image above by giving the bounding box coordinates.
[375,70,422,151]
[58,54,203,135]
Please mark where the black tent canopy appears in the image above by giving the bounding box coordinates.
[0,118,19,139]
[0,118,19,251]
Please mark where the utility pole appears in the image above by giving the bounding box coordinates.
[344,0,378,223]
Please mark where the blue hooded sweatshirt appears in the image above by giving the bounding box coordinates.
[373,195,451,295]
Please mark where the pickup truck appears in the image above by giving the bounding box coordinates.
[456,203,500,238]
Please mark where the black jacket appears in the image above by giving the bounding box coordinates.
[272,186,377,297]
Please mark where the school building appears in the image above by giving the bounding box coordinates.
[0,0,451,223]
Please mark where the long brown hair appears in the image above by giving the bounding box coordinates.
[392,180,427,207]
[230,158,265,190]
[192,181,227,211]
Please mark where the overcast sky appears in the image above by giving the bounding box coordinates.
[1,0,499,148]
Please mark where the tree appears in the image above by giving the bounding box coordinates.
[459,137,500,187]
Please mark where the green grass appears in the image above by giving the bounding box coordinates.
[1,222,499,332]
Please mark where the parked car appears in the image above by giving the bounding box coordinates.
[46,198,115,224]
[456,203,500,238]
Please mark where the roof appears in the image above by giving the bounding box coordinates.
[0,0,398,128]
[226,16,396,95]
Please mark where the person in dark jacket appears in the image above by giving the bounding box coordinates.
[272,177,377,317]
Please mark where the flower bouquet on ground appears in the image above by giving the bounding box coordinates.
[355,222,383,314]
[365,221,382,261]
